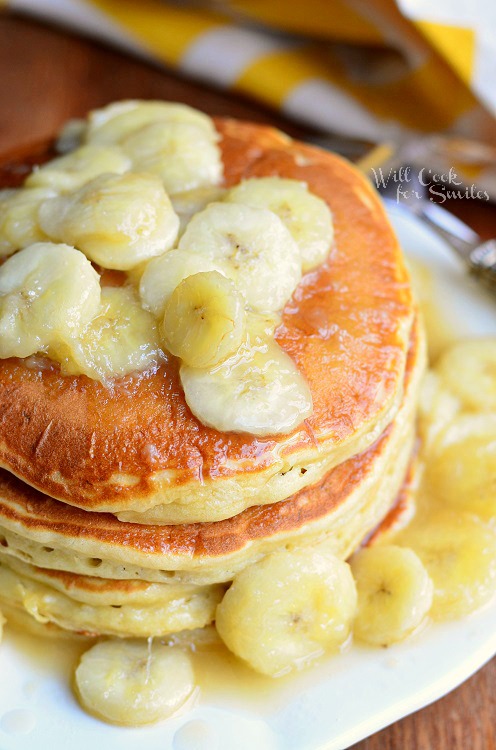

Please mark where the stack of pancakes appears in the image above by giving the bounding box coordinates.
[0,119,424,639]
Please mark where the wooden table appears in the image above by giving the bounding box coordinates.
[0,12,495,750]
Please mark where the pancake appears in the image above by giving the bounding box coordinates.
[0,118,414,524]
[0,317,424,590]
[0,554,224,638]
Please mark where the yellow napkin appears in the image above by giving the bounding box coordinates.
[4,0,496,194]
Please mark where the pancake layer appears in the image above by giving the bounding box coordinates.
[0,554,224,637]
[0,119,414,523]
[0,320,424,594]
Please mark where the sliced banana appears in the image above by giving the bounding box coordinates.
[162,271,245,368]
[121,121,222,195]
[0,187,55,258]
[417,370,460,452]
[350,545,433,646]
[139,248,222,318]
[393,509,496,620]
[171,185,226,234]
[225,177,333,272]
[25,144,131,193]
[0,242,100,359]
[435,340,496,412]
[216,548,357,677]
[75,639,196,726]
[178,202,302,313]
[39,172,179,270]
[180,337,313,435]
[423,414,496,523]
[86,99,216,144]
[53,286,163,382]
[245,311,281,342]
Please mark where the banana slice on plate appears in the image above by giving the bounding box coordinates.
[180,336,313,435]
[0,242,100,359]
[423,414,496,522]
[435,340,496,412]
[121,121,222,196]
[178,202,302,313]
[86,99,216,144]
[25,144,131,193]
[54,286,163,382]
[225,177,333,272]
[75,639,196,726]
[393,509,496,620]
[162,271,245,368]
[417,371,460,452]
[139,248,222,318]
[0,187,56,257]
[350,545,433,647]
[216,548,357,677]
[39,172,179,270]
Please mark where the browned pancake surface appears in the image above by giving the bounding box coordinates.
[0,118,413,511]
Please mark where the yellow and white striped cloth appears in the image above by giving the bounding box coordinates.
[3,0,496,193]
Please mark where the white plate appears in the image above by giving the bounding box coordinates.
[1,207,496,750]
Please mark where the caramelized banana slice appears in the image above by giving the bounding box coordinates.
[0,187,55,257]
[424,414,496,522]
[86,99,216,144]
[180,337,313,436]
[225,177,333,272]
[139,248,222,318]
[393,509,496,620]
[25,144,131,192]
[178,202,302,313]
[216,548,357,677]
[417,370,460,452]
[121,121,222,195]
[435,340,496,412]
[39,172,179,270]
[54,286,163,382]
[75,639,196,726]
[0,242,100,358]
[350,545,433,646]
[162,271,245,368]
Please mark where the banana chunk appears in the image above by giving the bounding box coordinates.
[75,639,196,726]
[53,286,163,382]
[162,271,245,368]
[178,203,302,313]
[435,340,496,412]
[180,337,313,435]
[139,248,222,318]
[171,185,226,235]
[393,509,496,620]
[86,99,216,144]
[25,144,131,193]
[0,242,100,359]
[225,177,333,272]
[424,413,496,522]
[121,121,222,195]
[417,371,460,452]
[216,548,357,677]
[39,172,179,270]
[350,545,433,646]
[0,187,55,258]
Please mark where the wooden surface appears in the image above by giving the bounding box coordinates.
[0,12,495,750]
